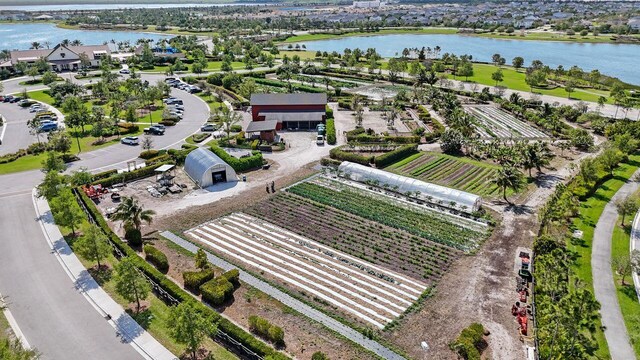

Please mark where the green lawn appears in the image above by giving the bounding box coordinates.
[275,50,318,60]
[475,31,640,44]
[196,93,224,113]
[612,213,640,356]
[446,63,609,103]
[282,27,459,43]
[568,154,640,359]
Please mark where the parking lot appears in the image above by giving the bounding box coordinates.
[0,100,58,155]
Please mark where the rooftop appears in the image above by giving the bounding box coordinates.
[250,93,327,106]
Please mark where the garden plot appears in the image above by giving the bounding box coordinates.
[387,152,501,196]
[465,105,548,140]
[185,213,427,329]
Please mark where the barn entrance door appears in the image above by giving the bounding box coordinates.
[212,171,226,184]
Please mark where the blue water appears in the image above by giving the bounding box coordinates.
[300,34,640,85]
[0,23,172,51]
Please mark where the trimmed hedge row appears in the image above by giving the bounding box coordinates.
[201,276,235,306]
[248,315,285,346]
[416,105,445,134]
[75,190,287,359]
[183,269,216,292]
[326,119,336,145]
[143,244,169,273]
[329,146,372,165]
[139,150,160,159]
[346,133,420,144]
[373,144,418,168]
[210,145,263,172]
[252,77,326,94]
[96,161,173,187]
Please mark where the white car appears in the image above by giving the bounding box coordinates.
[29,106,43,113]
[119,69,131,74]
[121,136,139,145]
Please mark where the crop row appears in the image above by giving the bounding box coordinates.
[466,106,548,139]
[286,182,486,252]
[245,193,460,282]
[390,152,500,196]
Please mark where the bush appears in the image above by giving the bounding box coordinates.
[97,161,174,188]
[449,323,485,360]
[248,315,285,345]
[124,226,142,247]
[251,139,259,150]
[230,124,243,132]
[191,133,210,143]
[143,244,169,273]
[220,269,240,287]
[210,145,263,172]
[236,131,246,145]
[74,190,287,359]
[337,99,351,110]
[118,122,140,135]
[183,269,215,292]
[326,119,336,145]
[329,146,373,165]
[373,144,418,168]
[139,150,159,159]
[159,119,176,126]
[200,276,235,306]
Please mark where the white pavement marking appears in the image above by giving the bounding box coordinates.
[0,291,31,349]
[32,190,177,360]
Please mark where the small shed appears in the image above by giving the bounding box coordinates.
[246,120,278,142]
[184,148,237,188]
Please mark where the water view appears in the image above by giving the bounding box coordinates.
[301,34,640,85]
[0,23,171,51]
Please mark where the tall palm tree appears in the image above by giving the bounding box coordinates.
[61,39,70,47]
[493,166,525,204]
[112,196,155,231]
[30,42,41,49]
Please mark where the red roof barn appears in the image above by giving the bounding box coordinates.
[249,93,327,131]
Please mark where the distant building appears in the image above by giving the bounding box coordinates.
[134,45,186,60]
[0,44,111,72]
[353,0,383,9]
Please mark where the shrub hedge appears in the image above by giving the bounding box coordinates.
[139,150,160,159]
[346,133,420,144]
[210,145,263,172]
[75,190,287,359]
[96,161,173,187]
[326,119,336,145]
[373,144,418,168]
[220,269,240,287]
[200,276,235,306]
[143,244,169,273]
[248,315,285,345]
[449,323,485,360]
[183,269,216,292]
[329,146,373,165]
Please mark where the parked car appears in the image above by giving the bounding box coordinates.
[201,124,218,132]
[121,136,139,145]
[143,125,165,135]
[38,122,58,132]
[169,104,184,111]
[3,95,13,103]
[29,105,43,112]
[165,77,178,83]
[316,134,325,145]
[10,97,23,103]
[119,69,131,74]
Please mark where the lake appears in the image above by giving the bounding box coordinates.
[299,34,639,85]
[0,23,172,51]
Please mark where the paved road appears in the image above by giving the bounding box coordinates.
[0,79,208,359]
[0,193,142,360]
[161,231,406,360]
[591,170,639,360]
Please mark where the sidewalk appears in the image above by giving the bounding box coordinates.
[32,190,177,360]
[631,210,640,302]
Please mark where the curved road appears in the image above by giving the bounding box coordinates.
[591,170,639,360]
[0,75,209,359]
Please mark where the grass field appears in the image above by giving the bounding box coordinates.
[386,151,503,196]
[282,28,458,43]
[475,30,640,44]
[446,63,610,103]
[612,213,640,356]
[568,154,640,359]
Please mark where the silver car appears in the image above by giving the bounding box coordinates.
[121,136,139,145]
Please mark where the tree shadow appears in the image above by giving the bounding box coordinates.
[505,203,533,215]
[127,308,153,330]
[88,266,113,286]
[114,311,145,344]
[620,283,639,302]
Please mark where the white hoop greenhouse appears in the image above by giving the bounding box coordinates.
[338,161,482,213]
[184,148,237,188]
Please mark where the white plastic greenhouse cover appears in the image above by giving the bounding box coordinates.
[184,148,237,187]
[338,161,482,213]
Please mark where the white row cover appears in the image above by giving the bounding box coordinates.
[338,161,482,213]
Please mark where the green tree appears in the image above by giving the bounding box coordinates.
[491,68,504,86]
[49,188,84,237]
[599,146,623,175]
[37,170,63,200]
[75,224,112,270]
[220,106,242,139]
[564,80,576,99]
[111,196,155,231]
[525,69,546,92]
[615,194,638,227]
[493,166,525,204]
[48,131,72,154]
[195,248,209,270]
[26,65,39,83]
[511,56,524,70]
[114,256,151,313]
[167,301,216,360]
[41,71,58,85]
[612,254,631,285]
[41,151,65,173]
[457,61,473,81]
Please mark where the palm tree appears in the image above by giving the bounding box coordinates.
[70,39,82,46]
[111,196,155,231]
[493,166,525,204]
[30,42,41,49]
[61,39,70,47]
